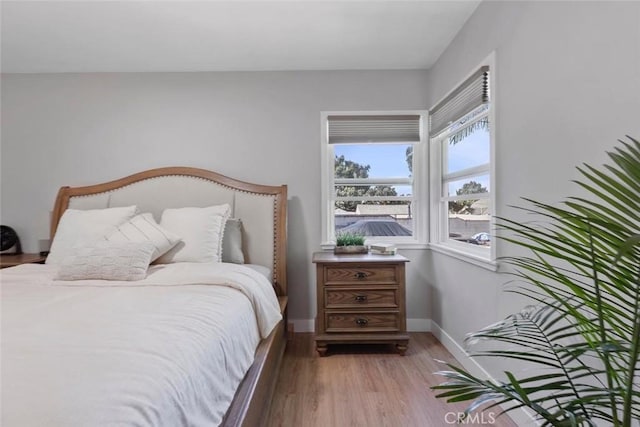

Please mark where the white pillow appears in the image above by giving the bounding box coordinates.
[156,204,230,264]
[55,241,155,281]
[46,206,138,265]
[104,213,181,262]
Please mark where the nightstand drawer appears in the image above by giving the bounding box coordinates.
[325,312,400,332]
[325,288,398,309]
[325,266,397,284]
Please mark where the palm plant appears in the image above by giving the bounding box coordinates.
[433,137,640,426]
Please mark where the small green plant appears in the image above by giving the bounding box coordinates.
[336,231,365,247]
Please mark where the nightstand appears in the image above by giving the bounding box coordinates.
[313,252,409,356]
[0,253,47,269]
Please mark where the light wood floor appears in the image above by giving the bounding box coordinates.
[266,333,518,427]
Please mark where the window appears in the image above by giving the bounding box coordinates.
[429,60,495,264]
[321,112,428,248]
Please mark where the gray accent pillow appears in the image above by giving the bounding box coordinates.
[222,218,245,264]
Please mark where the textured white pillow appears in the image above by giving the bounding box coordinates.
[104,213,181,262]
[46,206,138,265]
[55,241,155,281]
[156,204,230,264]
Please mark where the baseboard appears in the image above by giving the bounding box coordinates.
[429,321,491,379]
[290,318,432,333]
[430,321,538,426]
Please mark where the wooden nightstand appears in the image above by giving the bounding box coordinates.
[0,253,47,269]
[313,252,409,356]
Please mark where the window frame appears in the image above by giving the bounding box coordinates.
[428,54,497,269]
[321,110,429,249]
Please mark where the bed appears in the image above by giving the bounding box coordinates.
[0,167,288,427]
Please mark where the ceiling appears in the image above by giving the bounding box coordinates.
[1,1,480,73]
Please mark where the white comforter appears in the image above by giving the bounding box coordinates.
[1,262,282,427]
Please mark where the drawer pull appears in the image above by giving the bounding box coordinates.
[354,295,368,303]
[355,318,368,327]
[354,271,367,280]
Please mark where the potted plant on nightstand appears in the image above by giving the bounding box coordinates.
[334,231,368,254]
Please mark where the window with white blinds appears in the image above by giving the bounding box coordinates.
[321,111,428,247]
[429,58,495,266]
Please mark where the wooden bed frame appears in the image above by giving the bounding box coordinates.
[50,167,288,427]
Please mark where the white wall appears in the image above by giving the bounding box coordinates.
[0,70,431,326]
[425,0,640,378]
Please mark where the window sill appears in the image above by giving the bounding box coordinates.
[428,243,498,271]
[320,241,429,251]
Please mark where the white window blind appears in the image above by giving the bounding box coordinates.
[429,66,489,137]
[327,115,421,144]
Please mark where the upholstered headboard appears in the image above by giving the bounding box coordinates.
[50,167,288,296]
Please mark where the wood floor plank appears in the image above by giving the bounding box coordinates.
[266,333,520,427]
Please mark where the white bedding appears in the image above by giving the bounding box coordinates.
[1,262,282,427]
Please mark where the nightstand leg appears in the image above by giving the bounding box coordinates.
[316,343,328,357]
[396,343,408,356]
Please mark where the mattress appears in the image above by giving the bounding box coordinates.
[1,262,282,427]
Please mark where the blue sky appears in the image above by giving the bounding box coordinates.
[335,144,411,178]
[334,128,490,194]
